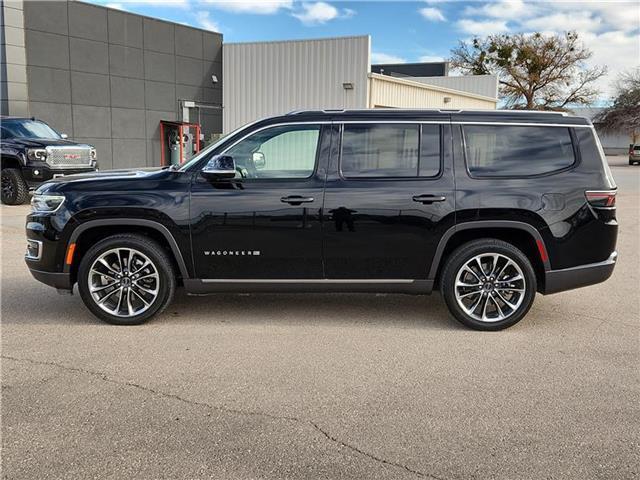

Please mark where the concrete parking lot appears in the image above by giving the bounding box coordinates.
[2,157,638,480]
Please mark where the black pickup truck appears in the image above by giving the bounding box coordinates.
[1,116,97,205]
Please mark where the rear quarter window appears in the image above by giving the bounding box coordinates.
[463,125,576,177]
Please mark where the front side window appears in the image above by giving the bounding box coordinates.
[224,124,321,179]
[463,125,576,177]
[340,124,441,178]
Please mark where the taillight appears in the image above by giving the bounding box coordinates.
[585,190,616,207]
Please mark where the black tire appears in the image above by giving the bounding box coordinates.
[77,234,176,325]
[1,168,29,205]
[440,238,537,331]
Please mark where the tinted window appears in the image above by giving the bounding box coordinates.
[341,124,440,178]
[463,125,575,177]
[420,125,441,177]
[225,124,320,179]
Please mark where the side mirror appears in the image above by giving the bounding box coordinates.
[201,154,236,180]
[252,151,266,170]
[60,133,68,139]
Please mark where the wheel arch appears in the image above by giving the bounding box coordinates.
[1,154,23,170]
[429,221,550,292]
[66,219,190,282]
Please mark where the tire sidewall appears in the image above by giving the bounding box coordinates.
[78,236,174,325]
[1,169,28,205]
[442,240,537,331]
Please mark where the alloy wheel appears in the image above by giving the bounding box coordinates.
[454,253,526,323]
[88,248,160,318]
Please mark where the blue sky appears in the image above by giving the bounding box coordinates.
[88,0,640,98]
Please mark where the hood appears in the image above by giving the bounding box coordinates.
[36,167,173,193]
[7,137,92,148]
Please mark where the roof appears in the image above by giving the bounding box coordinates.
[282,109,591,126]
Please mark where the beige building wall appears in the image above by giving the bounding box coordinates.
[368,73,497,110]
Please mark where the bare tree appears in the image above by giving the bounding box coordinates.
[595,69,640,144]
[450,31,607,110]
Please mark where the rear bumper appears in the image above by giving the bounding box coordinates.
[28,267,72,290]
[542,252,617,294]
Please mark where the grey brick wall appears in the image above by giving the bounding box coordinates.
[1,0,29,117]
[13,0,222,169]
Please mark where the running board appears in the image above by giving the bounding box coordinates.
[183,279,434,295]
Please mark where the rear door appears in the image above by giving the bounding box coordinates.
[322,119,455,279]
[190,122,331,279]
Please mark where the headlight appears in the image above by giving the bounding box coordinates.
[27,148,48,161]
[31,194,65,213]
[89,147,97,160]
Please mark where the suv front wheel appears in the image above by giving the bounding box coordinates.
[441,239,537,331]
[77,234,176,325]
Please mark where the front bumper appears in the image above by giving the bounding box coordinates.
[542,252,617,294]
[23,165,96,188]
[28,268,72,290]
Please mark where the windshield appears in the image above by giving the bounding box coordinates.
[1,119,61,140]
[178,123,255,171]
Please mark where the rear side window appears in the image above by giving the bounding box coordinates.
[340,124,441,178]
[463,125,576,177]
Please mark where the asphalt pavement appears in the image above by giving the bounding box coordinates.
[1,157,638,479]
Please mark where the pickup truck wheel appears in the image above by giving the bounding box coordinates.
[441,239,537,331]
[78,234,176,325]
[1,168,29,205]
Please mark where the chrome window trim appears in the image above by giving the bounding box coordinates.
[452,121,591,128]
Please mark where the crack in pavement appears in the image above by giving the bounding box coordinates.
[2,355,445,480]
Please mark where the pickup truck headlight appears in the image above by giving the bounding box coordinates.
[27,148,48,161]
[31,194,65,213]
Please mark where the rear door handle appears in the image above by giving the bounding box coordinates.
[412,194,447,204]
[281,195,314,205]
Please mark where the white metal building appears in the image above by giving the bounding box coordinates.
[223,35,497,133]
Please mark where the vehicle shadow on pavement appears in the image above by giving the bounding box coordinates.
[1,279,462,330]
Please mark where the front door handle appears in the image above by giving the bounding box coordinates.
[281,195,314,206]
[412,194,447,204]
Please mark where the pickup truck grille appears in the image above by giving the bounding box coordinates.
[45,146,92,168]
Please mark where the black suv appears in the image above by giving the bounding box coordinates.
[25,109,618,330]
[1,116,97,205]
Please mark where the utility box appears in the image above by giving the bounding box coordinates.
[159,121,201,166]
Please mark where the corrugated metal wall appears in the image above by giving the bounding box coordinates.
[368,74,497,110]
[223,36,370,133]
[408,75,498,99]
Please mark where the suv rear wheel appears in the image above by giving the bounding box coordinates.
[77,234,176,325]
[1,168,29,205]
[441,239,537,331]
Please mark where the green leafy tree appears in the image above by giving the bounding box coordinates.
[595,69,640,144]
[450,31,606,110]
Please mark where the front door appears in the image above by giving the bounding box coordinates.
[190,123,330,279]
[323,121,455,279]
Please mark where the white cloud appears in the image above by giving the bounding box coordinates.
[371,52,406,64]
[419,55,445,63]
[105,3,124,9]
[197,11,221,31]
[463,0,529,20]
[116,0,188,5]
[419,7,446,22]
[292,2,353,26]
[204,0,293,15]
[521,11,602,33]
[457,19,510,35]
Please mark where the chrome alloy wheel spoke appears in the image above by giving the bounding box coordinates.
[454,252,526,323]
[89,247,159,318]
